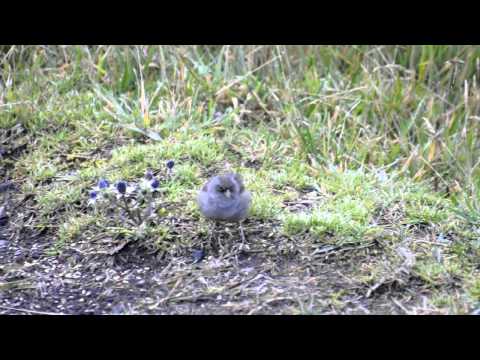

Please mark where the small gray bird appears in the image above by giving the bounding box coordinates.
[197,173,251,244]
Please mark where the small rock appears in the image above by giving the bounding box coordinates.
[30,250,43,259]
[14,249,25,262]
[0,206,8,226]
[111,304,125,315]
[0,240,8,248]
[0,182,15,193]
[192,249,205,264]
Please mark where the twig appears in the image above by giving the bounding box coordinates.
[236,248,264,254]
[0,280,35,290]
[215,55,281,97]
[338,242,377,253]
[120,196,141,225]
[163,293,215,304]
[162,278,184,302]
[305,86,368,105]
[108,240,131,255]
[161,273,262,306]
[247,297,295,315]
[414,240,449,247]
[0,304,64,315]
[311,245,339,256]
[366,277,390,298]
[312,242,376,258]
[226,273,263,291]
[392,298,411,315]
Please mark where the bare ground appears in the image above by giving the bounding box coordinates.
[0,203,441,315]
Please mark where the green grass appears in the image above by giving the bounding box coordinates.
[280,167,450,243]
[2,45,480,313]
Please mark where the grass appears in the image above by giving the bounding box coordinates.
[1,45,480,314]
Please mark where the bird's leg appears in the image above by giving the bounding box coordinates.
[239,221,246,245]
[216,222,225,252]
[208,221,216,253]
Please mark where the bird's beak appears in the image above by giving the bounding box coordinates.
[225,189,232,198]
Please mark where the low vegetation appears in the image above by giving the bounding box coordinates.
[0,45,479,314]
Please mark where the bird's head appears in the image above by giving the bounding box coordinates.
[211,173,245,199]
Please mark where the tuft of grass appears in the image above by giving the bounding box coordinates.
[282,167,455,245]
[405,203,449,225]
[36,182,84,215]
[108,135,223,174]
[269,159,316,190]
[250,191,284,220]
[282,207,380,242]
[413,259,463,287]
[57,214,97,244]
[467,276,480,302]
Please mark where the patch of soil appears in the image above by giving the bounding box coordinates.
[283,189,324,213]
[0,213,437,315]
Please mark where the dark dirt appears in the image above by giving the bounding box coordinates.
[0,210,434,315]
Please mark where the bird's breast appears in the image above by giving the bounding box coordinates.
[198,192,248,221]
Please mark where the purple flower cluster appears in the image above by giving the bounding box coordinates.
[87,160,176,225]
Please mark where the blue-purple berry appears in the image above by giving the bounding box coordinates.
[116,181,127,194]
[166,160,175,170]
[151,178,160,189]
[98,179,109,189]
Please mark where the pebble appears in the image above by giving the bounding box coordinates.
[14,249,24,262]
[30,250,43,259]
[0,215,8,227]
[192,249,205,264]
